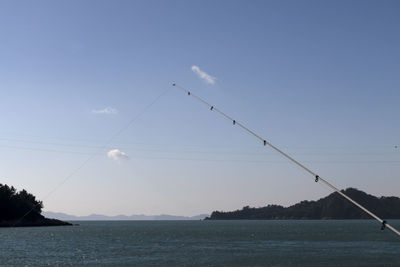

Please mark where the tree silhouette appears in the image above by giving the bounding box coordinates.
[0,183,43,221]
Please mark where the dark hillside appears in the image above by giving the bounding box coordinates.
[206,188,400,220]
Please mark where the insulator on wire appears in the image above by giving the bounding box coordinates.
[172,82,400,238]
[381,220,387,230]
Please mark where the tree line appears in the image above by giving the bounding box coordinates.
[0,183,43,221]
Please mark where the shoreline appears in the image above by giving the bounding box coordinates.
[0,218,73,227]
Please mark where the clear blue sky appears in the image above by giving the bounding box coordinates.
[0,0,399,216]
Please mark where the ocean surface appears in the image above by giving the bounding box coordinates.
[1,220,399,266]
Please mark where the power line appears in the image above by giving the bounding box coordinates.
[2,144,399,164]
[173,83,400,238]
[0,133,397,151]
[1,141,399,157]
[0,145,93,155]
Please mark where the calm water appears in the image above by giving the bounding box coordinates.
[0,220,399,266]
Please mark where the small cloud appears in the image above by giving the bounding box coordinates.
[92,107,118,115]
[191,65,216,85]
[107,149,129,161]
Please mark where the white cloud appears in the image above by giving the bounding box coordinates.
[107,149,129,161]
[191,65,216,85]
[92,107,118,115]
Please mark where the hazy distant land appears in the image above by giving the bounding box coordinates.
[45,188,400,222]
[43,211,209,221]
[3,182,400,225]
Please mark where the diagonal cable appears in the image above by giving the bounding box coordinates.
[173,82,400,238]
[12,87,171,226]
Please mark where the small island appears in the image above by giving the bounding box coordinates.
[0,183,72,227]
[205,188,400,220]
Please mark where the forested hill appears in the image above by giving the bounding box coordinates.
[0,184,71,227]
[205,188,400,220]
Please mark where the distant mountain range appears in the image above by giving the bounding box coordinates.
[42,211,208,221]
[206,188,400,220]
[44,188,400,221]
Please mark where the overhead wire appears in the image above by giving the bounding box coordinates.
[1,142,398,164]
[1,143,399,164]
[173,82,400,237]
[0,134,397,151]
[0,140,398,156]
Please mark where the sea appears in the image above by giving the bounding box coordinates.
[1,220,399,266]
